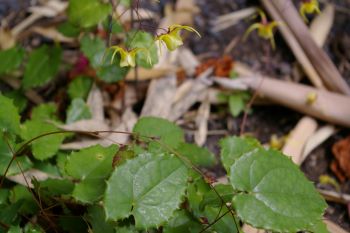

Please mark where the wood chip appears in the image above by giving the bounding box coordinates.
[169,68,213,121]
[32,26,75,43]
[282,117,318,164]
[310,4,335,47]
[212,7,257,32]
[87,84,105,121]
[302,125,337,162]
[141,75,177,119]
[194,92,210,146]
[7,169,58,188]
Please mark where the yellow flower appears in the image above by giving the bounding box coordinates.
[244,9,281,50]
[299,0,321,22]
[155,24,201,51]
[109,46,151,68]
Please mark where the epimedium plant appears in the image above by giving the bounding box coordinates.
[0,0,328,232]
[0,92,329,232]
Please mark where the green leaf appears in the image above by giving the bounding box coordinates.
[9,185,38,215]
[7,225,21,233]
[80,35,128,82]
[0,94,21,135]
[133,117,184,149]
[227,92,250,117]
[309,220,330,233]
[114,226,138,233]
[87,205,115,233]
[187,171,210,217]
[202,206,239,233]
[0,46,24,75]
[4,91,27,113]
[24,222,45,233]
[186,176,239,233]
[230,148,327,232]
[0,202,22,229]
[200,184,234,209]
[38,179,74,196]
[80,35,105,68]
[163,210,202,233]
[104,153,188,228]
[66,98,91,123]
[59,216,87,233]
[58,21,80,37]
[33,161,60,176]
[68,0,111,28]
[177,143,215,167]
[96,60,129,83]
[127,31,158,68]
[67,76,93,100]
[22,45,61,89]
[20,120,65,160]
[0,189,9,205]
[220,136,260,173]
[31,103,58,121]
[228,94,245,117]
[0,134,33,175]
[65,145,118,203]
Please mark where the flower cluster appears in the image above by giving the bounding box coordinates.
[109,24,200,67]
[299,0,321,22]
[244,9,281,50]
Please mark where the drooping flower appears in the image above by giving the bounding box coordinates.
[155,24,201,51]
[243,9,281,50]
[299,0,321,22]
[108,46,151,67]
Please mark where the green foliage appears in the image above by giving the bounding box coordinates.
[0,115,329,232]
[0,46,24,75]
[104,152,188,228]
[87,205,115,233]
[230,148,327,232]
[31,103,59,121]
[80,35,129,82]
[127,31,159,68]
[177,142,216,167]
[0,136,32,175]
[66,98,92,123]
[58,21,81,37]
[9,185,39,215]
[67,76,93,100]
[0,94,21,135]
[220,136,260,173]
[22,45,61,89]
[163,210,202,233]
[68,0,111,28]
[4,91,28,113]
[20,120,65,160]
[65,145,118,203]
[133,117,185,148]
[228,91,250,117]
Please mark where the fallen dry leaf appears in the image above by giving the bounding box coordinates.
[195,56,233,77]
[332,136,350,181]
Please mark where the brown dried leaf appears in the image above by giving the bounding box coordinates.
[332,136,350,181]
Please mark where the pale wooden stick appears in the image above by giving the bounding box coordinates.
[215,76,350,128]
[269,0,350,95]
[282,117,318,164]
[261,0,325,89]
